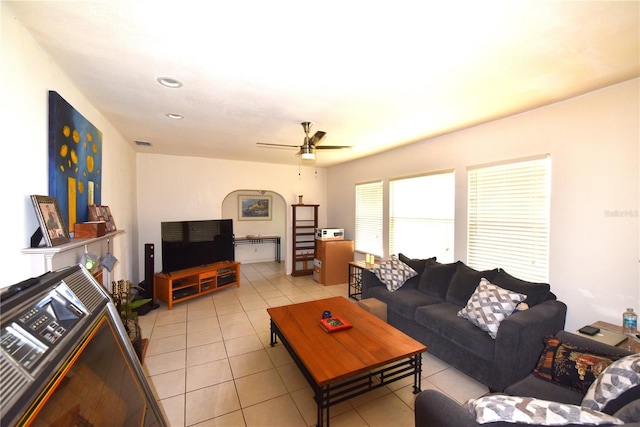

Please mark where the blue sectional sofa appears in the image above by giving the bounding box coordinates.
[362,255,567,391]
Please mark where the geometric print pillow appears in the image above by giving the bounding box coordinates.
[457,278,526,339]
[373,255,417,292]
[582,353,640,412]
[468,395,624,425]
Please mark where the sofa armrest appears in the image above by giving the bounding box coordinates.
[362,269,384,298]
[492,299,567,391]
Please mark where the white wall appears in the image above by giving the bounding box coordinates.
[1,4,138,287]
[327,79,640,332]
[136,154,327,276]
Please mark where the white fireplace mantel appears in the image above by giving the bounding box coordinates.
[22,230,125,272]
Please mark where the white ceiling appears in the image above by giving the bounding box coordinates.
[6,1,639,167]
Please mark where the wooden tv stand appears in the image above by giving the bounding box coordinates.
[154,261,240,310]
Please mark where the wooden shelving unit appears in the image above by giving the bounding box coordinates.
[153,261,240,310]
[291,204,319,276]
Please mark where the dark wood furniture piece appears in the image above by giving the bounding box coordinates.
[291,204,319,276]
[267,296,426,427]
[591,320,640,353]
[153,261,240,310]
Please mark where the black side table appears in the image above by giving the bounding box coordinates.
[348,260,376,300]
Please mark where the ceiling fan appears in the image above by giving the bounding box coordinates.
[257,122,352,160]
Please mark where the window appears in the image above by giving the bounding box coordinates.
[355,181,383,256]
[389,171,455,262]
[467,155,550,282]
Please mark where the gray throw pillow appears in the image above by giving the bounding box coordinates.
[468,395,624,425]
[446,263,498,306]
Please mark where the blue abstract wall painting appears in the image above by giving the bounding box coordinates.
[48,91,102,234]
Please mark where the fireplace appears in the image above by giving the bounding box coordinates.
[0,265,166,426]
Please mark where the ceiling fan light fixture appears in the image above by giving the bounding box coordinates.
[300,146,315,160]
[166,113,183,120]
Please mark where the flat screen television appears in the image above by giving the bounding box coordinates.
[161,219,234,273]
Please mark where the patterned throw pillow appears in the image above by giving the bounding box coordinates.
[533,336,622,394]
[582,353,640,412]
[373,255,417,292]
[457,279,526,339]
[468,395,624,425]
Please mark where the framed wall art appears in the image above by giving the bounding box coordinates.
[31,195,70,247]
[238,195,272,221]
[48,91,103,234]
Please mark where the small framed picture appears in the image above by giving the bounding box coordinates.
[31,195,70,246]
[238,195,272,221]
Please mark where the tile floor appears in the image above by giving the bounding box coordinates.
[138,262,488,426]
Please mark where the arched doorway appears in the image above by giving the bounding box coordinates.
[221,190,287,265]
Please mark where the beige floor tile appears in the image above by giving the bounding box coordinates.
[428,367,489,404]
[152,321,187,339]
[235,369,288,408]
[355,392,415,427]
[276,363,309,393]
[185,381,240,426]
[159,393,185,427]
[218,311,250,327]
[265,345,294,367]
[144,349,186,376]
[192,410,245,427]
[187,341,227,367]
[221,321,256,340]
[146,333,186,357]
[242,394,306,427]
[229,349,274,379]
[224,334,264,357]
[328,409,369,427]
[150,368,186,400]
[187,327,223,348]
[188,307,217,321]
[186,359,233,392]
[187,317,220,334]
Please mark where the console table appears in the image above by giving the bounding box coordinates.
[348,260,376,300]
[234,235,281,262]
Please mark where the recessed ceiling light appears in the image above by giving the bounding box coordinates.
[166,113,183,120]
[135,140,152,147]
[157,77,182,88]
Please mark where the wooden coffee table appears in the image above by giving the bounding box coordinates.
[267,296,426,427]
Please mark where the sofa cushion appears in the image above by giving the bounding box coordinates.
[398,253,437,276]
[415,302,495,360]
[373,255,417,291]
[533,336,623,394]
[493,269,551,307]
[582,353,640,414]
[418,261,460,298]
[457,278,526,339]
[468,395,624,425]
[613,399,640,423]
[445,263,499,307]
[365,286,441,320]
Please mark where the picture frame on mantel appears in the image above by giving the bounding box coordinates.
[239,195,272,221]
[31,195,70,247]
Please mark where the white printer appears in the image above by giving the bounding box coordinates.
[315,228,344,241]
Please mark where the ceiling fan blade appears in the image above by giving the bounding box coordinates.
[257,142,299,149]
[314,145,352,150]
[309,131,327,145]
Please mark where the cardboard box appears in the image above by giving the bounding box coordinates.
[74,221,107,238]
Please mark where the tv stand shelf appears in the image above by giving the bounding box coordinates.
[154,261,240,310]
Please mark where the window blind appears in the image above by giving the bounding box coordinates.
[389,171,455,262]
[467,156,550,282]
[355,181,383,256]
